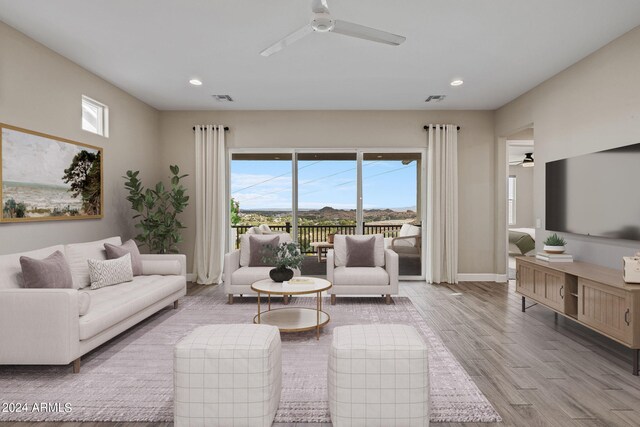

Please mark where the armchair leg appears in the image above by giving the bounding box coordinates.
[72,358,81,374]
[228,294,234,305]
[284,295,289,305]
[173,300,179,309]
[331,294,336,305]
[385,294,392,305]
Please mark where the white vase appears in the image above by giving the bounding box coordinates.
[544,245,565,254]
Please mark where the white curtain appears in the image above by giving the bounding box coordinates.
[426,124,459,284]
[194,125,226,285]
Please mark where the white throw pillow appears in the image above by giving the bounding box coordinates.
[88,253,134,290]
[240,233,292,267]
[395,224,421,247]
[258,224,272,233]
[333,234,384,267]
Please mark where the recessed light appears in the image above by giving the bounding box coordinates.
[450,79,464,87]
[189,79,203,86]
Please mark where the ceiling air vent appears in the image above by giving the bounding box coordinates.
[425,95,446,103]
[212,95,234,102]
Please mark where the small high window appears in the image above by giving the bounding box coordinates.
[82,95,109,137]
[508,175,517,225]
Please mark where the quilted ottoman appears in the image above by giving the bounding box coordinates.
[174,324,282,427]
[328,324,429,427]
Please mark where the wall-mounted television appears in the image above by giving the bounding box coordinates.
[546,142,640,241]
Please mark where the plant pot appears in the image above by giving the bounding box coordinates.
[269,267,294,283]
[544,245,566,254]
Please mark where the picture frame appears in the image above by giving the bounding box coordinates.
[0,123,103,223]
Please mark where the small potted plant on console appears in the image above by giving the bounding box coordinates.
[543,233,567,254]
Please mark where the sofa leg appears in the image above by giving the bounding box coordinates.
[331,294,336,305]
[385,294,392,305]
[173,300,179,309]
[228,294,234,305]
[72,358,81,374]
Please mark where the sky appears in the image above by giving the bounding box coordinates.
[231,158,418,210]
[2,128,98,187]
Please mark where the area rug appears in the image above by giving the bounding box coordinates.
[0,295,501,423]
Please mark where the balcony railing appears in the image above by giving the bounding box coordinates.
[232,222,411,254]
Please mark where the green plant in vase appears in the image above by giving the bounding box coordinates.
[123,165,189,254]
[261,242,305,282]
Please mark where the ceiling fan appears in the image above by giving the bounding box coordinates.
[260,0,406,57]
[510,153,535,167]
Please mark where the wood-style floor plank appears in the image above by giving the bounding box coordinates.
[3,280,640,427]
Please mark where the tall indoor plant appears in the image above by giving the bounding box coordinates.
[123,165,189,254]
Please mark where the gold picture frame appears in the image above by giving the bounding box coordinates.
[0,123,103,223]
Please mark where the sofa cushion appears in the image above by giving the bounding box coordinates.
[19,250,73,289]
[240,233,291,267]
[104,239,143,276]
[333,266,389,286]
[334,234,384,267]
[79,275,184,340]
[88,254,134,290]
[0,245,65,289]
[78,290,91,316]
[65,237,122,289]
[231,266,301,287]
[141,259,182,276]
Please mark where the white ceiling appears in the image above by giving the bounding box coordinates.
[1,0,640,110]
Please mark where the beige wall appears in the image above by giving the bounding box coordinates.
[0,21,161,254]
[160,110,497,275]
[496,25,640,269]
[508,165,534,228]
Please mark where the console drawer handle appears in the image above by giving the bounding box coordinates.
[625,309,631,326]
[560,286,564,298]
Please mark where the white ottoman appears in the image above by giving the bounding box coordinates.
[328,324,429,427]
[174,324,282,427]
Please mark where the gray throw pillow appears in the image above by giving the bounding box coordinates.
[249,235,279,267]
[19,250,73,288]
[104,239,143,276]
[346,236,376,267]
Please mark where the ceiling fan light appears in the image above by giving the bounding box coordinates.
[522,152,535,167]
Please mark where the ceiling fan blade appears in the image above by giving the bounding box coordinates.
[311,0,330,14]
[260,25,314,57]
[332,20,406,46]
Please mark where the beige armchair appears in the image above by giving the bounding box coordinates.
[385,223,422,256]
[327,234,399,305]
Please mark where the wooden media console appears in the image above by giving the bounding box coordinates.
[516,256,640,375]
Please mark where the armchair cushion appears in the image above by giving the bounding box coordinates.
[345,236,375,267]
[240,233,292,267]
[334,234,384,267]
[249,235,278,267]
[395,224,421,247]
[333,266,389,286]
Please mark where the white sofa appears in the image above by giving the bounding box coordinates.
[327,234,399,305]
[0,236,186,373]
[224,232,297,304]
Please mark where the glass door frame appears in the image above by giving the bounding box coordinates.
[227,147,427,280]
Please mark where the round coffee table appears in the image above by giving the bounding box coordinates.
[251,277,332,340]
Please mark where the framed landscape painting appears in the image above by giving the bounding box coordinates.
[0,123,103,222]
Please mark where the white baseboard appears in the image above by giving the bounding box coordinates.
[458,273,508,283]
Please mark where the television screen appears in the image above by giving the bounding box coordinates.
[546,142,640,241]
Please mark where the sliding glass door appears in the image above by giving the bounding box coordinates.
[228,149,425,278]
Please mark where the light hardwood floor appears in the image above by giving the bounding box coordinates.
[3,280,640,427]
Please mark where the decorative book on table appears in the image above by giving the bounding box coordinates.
[283,278,315,286]
[536,252,574,262]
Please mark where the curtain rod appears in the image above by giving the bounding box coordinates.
[423,125,461,131]
[192,126,230,131]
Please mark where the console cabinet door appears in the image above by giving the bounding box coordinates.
[516,261,535,298]
[578,278,632,344]
[542,269,565,313]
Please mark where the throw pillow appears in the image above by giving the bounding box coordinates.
[88,253,134,290]
[345,236,376,267]
[249,235,279,267]
[104,239,143,276]
[19,250,73,288]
